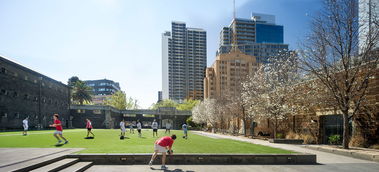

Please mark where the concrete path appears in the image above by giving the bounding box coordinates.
[0,148,83,171]
[85,131,379,172]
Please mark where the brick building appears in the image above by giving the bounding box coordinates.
[0,56,71,130]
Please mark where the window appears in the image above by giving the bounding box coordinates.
[0,67,6,74]
[93,110,102,114]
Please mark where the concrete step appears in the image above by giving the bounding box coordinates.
[30,158,79,172]
[59,162,93,172]
[1,148,83,172]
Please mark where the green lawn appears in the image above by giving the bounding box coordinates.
[0,129,294,154]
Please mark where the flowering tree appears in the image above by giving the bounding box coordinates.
[192,99,220,132]
[242,52,300,138]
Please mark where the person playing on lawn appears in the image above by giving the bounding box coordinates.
[49,114,68,145]
[165,122,171,134]
[129,122,134,134]
[152,119,158,137]
[120,119,126,138]
[182,123,188,139]
[22,117,28,136]
[149,134,177,170]
[137,120,142,137]
[86,119,95,137]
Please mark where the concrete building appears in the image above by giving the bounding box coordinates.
[217,13,288,63]
[84,79,121,105]
[162,21,207,102]
[359,0,379,52]
[0,56,71,130]
[204,49,258,99]
[157,91,162,102]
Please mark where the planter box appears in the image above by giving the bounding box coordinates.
[268,139,304,144]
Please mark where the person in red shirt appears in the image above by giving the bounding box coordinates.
[86,119,95,137]
[49,114,68,145]
[148,134,176,170]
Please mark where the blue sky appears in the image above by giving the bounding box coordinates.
[0,0,322,108]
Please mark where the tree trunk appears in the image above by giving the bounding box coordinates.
[274,116,278,139]
[342,112,350,149]
[243,118,247,137]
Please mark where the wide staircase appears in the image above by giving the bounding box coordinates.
[13,157,93,172]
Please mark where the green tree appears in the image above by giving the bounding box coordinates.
[67,76,80,87]
[177,99,200,111]
[105,91,139,110]
[151,99,178,109]
[72,81,93,105]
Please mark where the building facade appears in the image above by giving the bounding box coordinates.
[162,21,207,102]
[359,0,379,52]
[0,56,71,130]
[204,49,258,99]
[84,79,121,104]
[217,13,288,63]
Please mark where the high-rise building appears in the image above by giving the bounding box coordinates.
[162,21,207,102]
[84,79,121,104]
[217,13,288,63]
[359,0,379,52]
[157,91,162,102]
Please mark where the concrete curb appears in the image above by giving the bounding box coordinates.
[66,153,317,165]
[304,145,379,163]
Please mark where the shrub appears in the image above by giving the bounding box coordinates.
[369,144,379,149]
[285,131,297,139]
[329,135,341,145]
[276,133,284,139]
[301,134,316,144]
[349,135,366,147]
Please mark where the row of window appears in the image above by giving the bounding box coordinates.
[0,88,68,107]
[1,67,67,94]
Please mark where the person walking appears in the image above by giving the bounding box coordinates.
[49,114,68,145]
[165,122,171,134]
[86,119,95,137]
[152,119,158,137]
[182,123,188,139]
[22,117,28,136]
[137,120,142,137]
[148,135,177,170]
[120,119,126,139]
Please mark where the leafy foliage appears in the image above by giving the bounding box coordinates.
[104,91,139,110]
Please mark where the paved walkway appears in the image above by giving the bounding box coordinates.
[84,131,378,172]
[0,148,83,171]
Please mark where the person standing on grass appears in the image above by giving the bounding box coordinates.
[152,119,158,137]
[137,120,142,137]
[49,114,68,145]
[129,122,134,134]
[86,119,94,137]
[120,119,126,138]
[22,117,28,136]
[165,122,171,134]
[182,123,188,139]
[149,134,177,170]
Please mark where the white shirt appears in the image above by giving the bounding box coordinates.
[137,122,142,129]
[120,121,125,129]
[182,124,187,130]
[22,119,28,128]
[152,121,158,129]
[165,123,171,129]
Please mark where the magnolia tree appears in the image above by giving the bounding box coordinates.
[192,99,219,132]
[242,52,301,138]
[300,0,379,149]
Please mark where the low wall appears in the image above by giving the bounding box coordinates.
[66,153,316,165]
[269,139,304,144]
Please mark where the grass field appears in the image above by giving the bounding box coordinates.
[0,129,294,154]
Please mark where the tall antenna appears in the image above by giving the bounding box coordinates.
[231,0,238,52]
